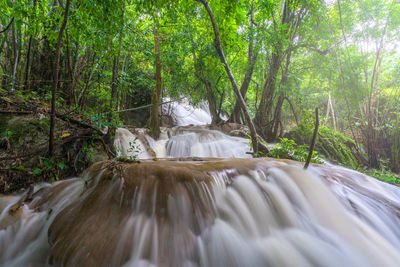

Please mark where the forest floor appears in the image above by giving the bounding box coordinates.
[0,91,111,194]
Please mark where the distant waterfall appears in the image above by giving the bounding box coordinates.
[161,97,212,126]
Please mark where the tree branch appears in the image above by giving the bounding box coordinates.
[0,18,14,34]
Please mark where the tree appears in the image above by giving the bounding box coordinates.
[149,16,162,138]
[254,0,309,141]
[194,0,260,153]
[49,0,71,156]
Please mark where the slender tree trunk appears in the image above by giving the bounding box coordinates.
[254,52,282,132]
[195,0,260,154]
[11,10,19,91]
[230,51,259,123]
[23,36,32,91]
[330,92,337,131]
[49,0,70,156]
[365,18,387,169]
[285,96,299,127]
[23,0,37,91]
[325,91,331,124]
[149,21,162,139]
[110,3,125,111]
[65,32,74,105]
[270,48,292,140]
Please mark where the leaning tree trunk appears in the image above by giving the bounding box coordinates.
[49,0,70,156]
[195,0,260,154]
[149,21,162,139]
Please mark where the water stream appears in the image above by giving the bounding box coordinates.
[1,100,400,266]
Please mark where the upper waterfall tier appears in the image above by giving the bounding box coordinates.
[114,126,252,159]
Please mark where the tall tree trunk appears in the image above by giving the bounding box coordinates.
[254,52,282,134]
[271,93,284,139]
[254,0,304,139]
[204,79,220,125]
[11,9,19,91]
[149,21,162,139]
[110,3,125,111]
[229,2,258,123]
[270,47,293,140]
[23,36,33,91]
[325,91,331,124]
[23,0,37,91]
[195,0,260,154]
[191,48,221,125]
[365,17,388,169]
[49,0,70,156]
[285,96,299,127]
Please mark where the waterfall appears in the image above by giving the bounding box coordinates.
[165,126,251,158]
[161,97,212,126]
[1,160,400,266]
[1,100,400,266]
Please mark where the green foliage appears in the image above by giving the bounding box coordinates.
[267,138,322,163]
[2,0,399,175]
[363,170,400,185]
[1,130,13,141]
[127,140,141,159]
[36,156,67,181]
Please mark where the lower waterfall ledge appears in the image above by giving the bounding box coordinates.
[1,158,400,267]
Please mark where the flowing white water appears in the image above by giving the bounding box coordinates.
[162,97,212,126]
[166,126,252,158]
[1,100,400,266]
[1,161,400,266]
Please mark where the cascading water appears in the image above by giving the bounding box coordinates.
[1,99,400,267]
[162,97,212,126]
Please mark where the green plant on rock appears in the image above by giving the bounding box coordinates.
[268,138,322,164]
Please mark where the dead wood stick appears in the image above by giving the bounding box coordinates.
[55,112,103,135]
[304,108,319,169]
[8,184,34,215]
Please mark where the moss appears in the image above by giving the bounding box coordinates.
[285,125,361,169]
[6,117,49,152]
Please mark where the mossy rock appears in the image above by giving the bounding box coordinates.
[285,125,361,169]
[0,114,13,133]
[6,117,49,152]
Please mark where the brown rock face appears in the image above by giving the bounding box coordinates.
[45,159,274,266]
